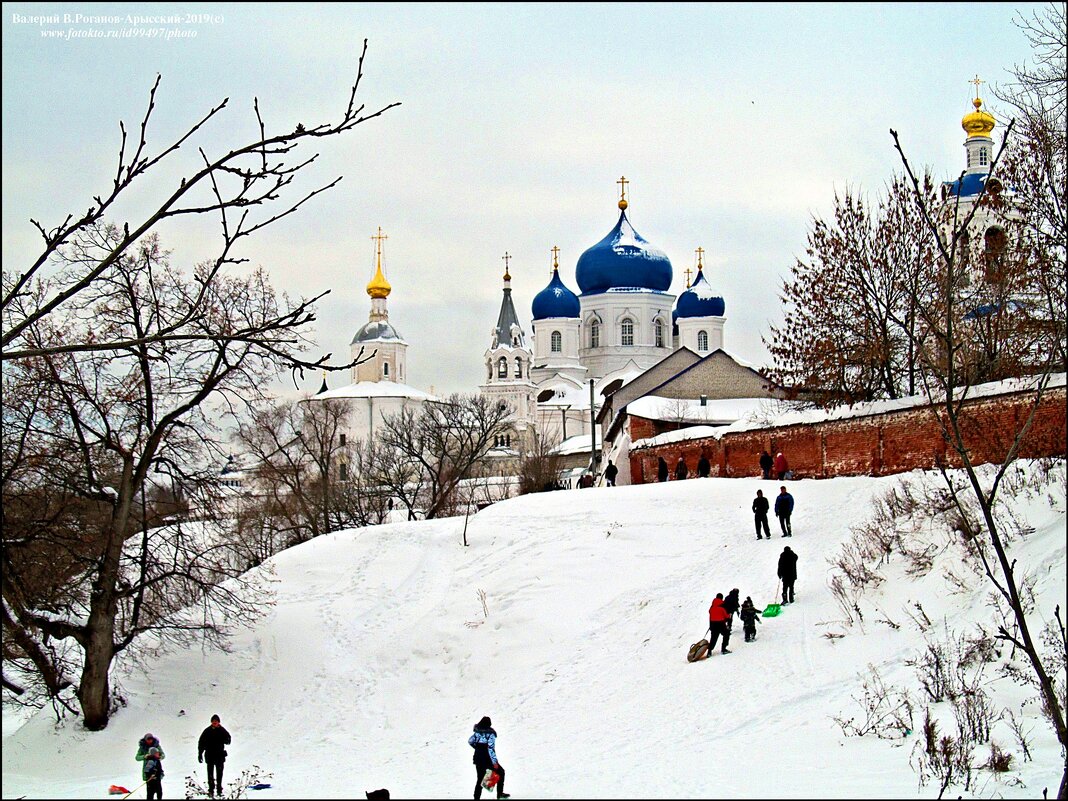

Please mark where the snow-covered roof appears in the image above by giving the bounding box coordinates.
[309,380,438,402]
[627,396,783,425]
[632,373,1067,450]
[550,430,603,456]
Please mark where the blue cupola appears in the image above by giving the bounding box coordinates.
[532,257,580,320]
[575,189,673,295]
[675,267,725,318]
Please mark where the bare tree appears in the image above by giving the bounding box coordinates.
[891,85,1067,798]
[517,429,563,495]
[234,396,354,547]
[371,394,513,520]
[765,174,939,406]
[2,38,398,370]
[1,235,328,729]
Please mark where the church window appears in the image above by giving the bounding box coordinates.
[551,330,562,353]
[654,320,664,348]
[979,148,989,166]
[697,330,709,352]
[487,362,493,381]
[383,362,389,377]
[621,318,634,346]
[339,433,346,446]
[339,462,348,481]
[590,320,600,348]
[497,357,508,378]
[984,225,1008,282]
[514,357,522,378]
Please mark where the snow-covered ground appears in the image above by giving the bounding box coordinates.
[3,463,1065,799]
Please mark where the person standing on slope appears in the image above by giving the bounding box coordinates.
[752,489,771,539]
[469,716,510,799]
[657,457,669,483]
[759,450,774,480]
[604,460,619,487]
[707,593,732,655]
[697,453,711,478]
[722,588,741,632]
[774,485,794,537]
[198,713,232,798]
[778,546,798,605]
[773,451,789,480]
[674,456,688,481]
[135,734,165,800]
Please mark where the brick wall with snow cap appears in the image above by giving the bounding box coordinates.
[628,378,1067,483]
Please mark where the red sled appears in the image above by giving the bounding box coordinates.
[108,786,130,795]
[481,768,500,790]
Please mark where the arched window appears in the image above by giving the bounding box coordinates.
[487,362,493,380]
[984,225,1008,282]
[514,357,522,378]
[590,320,600,348]
[654,319,664,348]
[551,330,562,353]
[383,362,389,377]
[497,357,508,378]
[621,318,634,346]
[697,330,709,352]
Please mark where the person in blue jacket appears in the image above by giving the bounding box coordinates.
[774,485,794,537]
[469,716,510,799]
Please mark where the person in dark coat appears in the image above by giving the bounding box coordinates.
[722,588,741,631]
[198,714,232,798]
[657,457,669,483]
[674,457,688,481]
[778,546,798,604]
[752,489,771,539]
[739,596,763,641]
[604,460,618,487]
[469,716,509,799]
[697,454,711,478]
[774,485,794,536]
[759,450,774,480]
[707,594,732,655]
[773,451,789,480]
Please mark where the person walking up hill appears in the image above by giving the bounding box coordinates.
[777,546,798,604]
[469,716,510,799]
[707,594,732,655]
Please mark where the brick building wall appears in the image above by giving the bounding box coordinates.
[629,386,1067,484]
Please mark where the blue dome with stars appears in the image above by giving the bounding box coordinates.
[531,268,580,320]
[575,210,673,295]
[675,268,725,318]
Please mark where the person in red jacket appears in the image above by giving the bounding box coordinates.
[773,451,789,480]
[707,594,732,655]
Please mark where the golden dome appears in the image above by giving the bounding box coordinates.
[366,227,391,299]
[962,96,995,138]
[366,260,391,299]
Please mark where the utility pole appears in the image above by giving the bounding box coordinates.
[589,378,597,476]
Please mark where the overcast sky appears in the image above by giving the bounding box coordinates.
[2,2,1045,398]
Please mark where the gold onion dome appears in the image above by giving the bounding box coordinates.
[962,96,995,138]
[366,227,391,298]
[367,262,391,298]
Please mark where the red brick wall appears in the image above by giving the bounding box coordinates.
[629,387,1067,483]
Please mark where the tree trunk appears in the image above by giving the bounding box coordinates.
[78,614,116,730]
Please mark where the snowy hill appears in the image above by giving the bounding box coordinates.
[3,464,1065,799]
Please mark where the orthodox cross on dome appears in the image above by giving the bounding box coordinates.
[695,246,705,271]
[502,251,512,281]
[969,74,985,101]
[617,175,629,210]
[371,226,388,259]
[551,245,560,274]
[684,268,693,288]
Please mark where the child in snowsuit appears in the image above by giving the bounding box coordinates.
[739,596,763,642]
[142,746,164,800]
